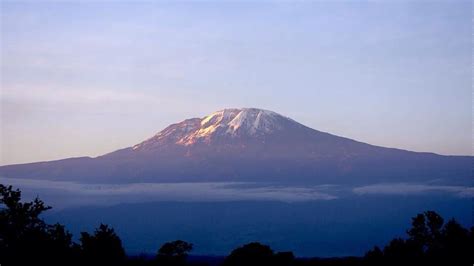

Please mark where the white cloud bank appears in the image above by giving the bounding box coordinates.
[2,177,472,209]
[0,177,336,208]
[353,183,474,197]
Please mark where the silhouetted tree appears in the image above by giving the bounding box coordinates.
[364,246,383,265]
[80,223,126,265]
[437,219,472,264]
[0,184,76,265]
[223,242,296,266]
[156,240,193,266]
[364,210,474,266]
[223,242,275,266]
[407,211,444,254]
[383,238,422,264]
[274,251,295,266]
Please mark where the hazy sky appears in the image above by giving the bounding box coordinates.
[1,0,471,165]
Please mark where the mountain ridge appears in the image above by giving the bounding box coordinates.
[0,108,471,185]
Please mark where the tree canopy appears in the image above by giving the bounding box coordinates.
[1,184,473,266]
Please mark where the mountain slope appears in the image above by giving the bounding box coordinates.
[0,108,471,185]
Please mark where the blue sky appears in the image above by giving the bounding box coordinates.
[0,0,471,165]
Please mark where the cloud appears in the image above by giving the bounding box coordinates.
[0,177,337,208]
[3,177,471,210]
[353,183,474,198]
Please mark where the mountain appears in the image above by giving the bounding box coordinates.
[0,108,471,185]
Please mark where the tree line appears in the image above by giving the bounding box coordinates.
[1,184,472,266]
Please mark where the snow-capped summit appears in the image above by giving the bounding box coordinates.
[182,108,292,144]
[133,108,297,149]
[225,108,289,135]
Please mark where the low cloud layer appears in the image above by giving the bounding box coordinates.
[1,177,472,208]
[353,183,474,197]
[0,177,337,208]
